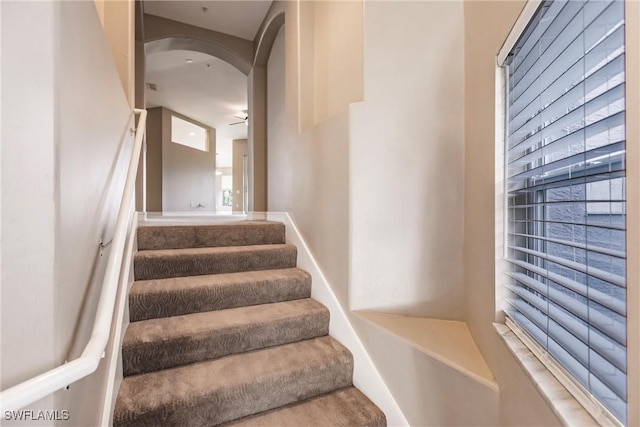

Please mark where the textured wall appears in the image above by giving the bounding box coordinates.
[350,1,466,319]
[1,2,58,417]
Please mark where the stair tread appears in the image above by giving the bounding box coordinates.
[122,299,330,375]
[125,298,327,344]
[137,221,285,250]
[114,336,353,426]
[129,268,311,321]
[134,243,296,258]
[133,244,298,281]
[223,387,386,427]
[130,268,310,296]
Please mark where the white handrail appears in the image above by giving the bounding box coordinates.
[0,108,147,412]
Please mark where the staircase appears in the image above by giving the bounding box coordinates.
[113,220,386,427]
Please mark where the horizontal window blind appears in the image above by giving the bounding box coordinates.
[503,0,627,423]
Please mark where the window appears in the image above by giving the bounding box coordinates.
[501,0,627,423]
[171,115,209,152]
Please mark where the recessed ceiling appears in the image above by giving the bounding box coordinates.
[143,0,273,40]
[146,50,248,167]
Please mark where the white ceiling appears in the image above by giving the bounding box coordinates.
[146,49,248,167]
[143,0,273,40]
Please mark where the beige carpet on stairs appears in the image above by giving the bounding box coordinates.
[113,220,386,427]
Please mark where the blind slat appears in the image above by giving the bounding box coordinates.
[506,264,625,315]
[505,264,626,346]
[508,140,625,181]
[504,0,626,421]
[509,82,625,166]
[508,246,625,287]
[509,231,625,258]
[505,296,626,399]
[509,273,626,344]
[510,32,625,137]
[510,0,622,112]
[510,1,621,115]
[510,218,626,232]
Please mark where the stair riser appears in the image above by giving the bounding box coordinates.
[129,276,311,322]
[114,354,353,427]
[138,223,285,251]
[134,247,297,280]
[123,311,330,376]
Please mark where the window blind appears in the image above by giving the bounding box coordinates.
[503,0,627,423]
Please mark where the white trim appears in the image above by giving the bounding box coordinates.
[100,213,138,427]
[623,1,640,425]
[495,323,599,426]
[495,63,510,320]
[496,0,543,66]
[266,212,409,427]
[503,319,622,427]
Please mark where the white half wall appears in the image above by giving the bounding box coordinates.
[266,212,408,426]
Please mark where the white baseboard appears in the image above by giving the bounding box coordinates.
[266,212,409,427]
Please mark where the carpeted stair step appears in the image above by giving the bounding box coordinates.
[113,336,353,427]
[222,387,387,427]
[137,221,285,251]
[129,268,312,322]
[134,244,297,281]
[122,298,330,376]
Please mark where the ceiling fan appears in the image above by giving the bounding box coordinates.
[230,115,248,126]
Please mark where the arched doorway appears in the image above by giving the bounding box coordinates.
[136,7,285,213]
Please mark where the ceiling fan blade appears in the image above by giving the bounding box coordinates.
[230,121,245,125]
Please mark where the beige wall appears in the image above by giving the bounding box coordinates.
[2,2,135,425]
[145,107,164,212]
[248,67,268,212]
[94,0,105,25]
[296,1,363,130]
[313,1,363,125]
[267,2,493,425]
[96,0,135,106]
[143,107,217,213]
[1,0,58,417]
[350,1,465,319]
[463,1,562,425]
[161,109,217,213]
[267,2,352,308]
[233,139,248,213]
[267,28,286,212]
[143,13,253,75]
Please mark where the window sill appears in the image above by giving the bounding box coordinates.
[493,322,601,427]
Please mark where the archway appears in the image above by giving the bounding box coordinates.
[136,7,285,213]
